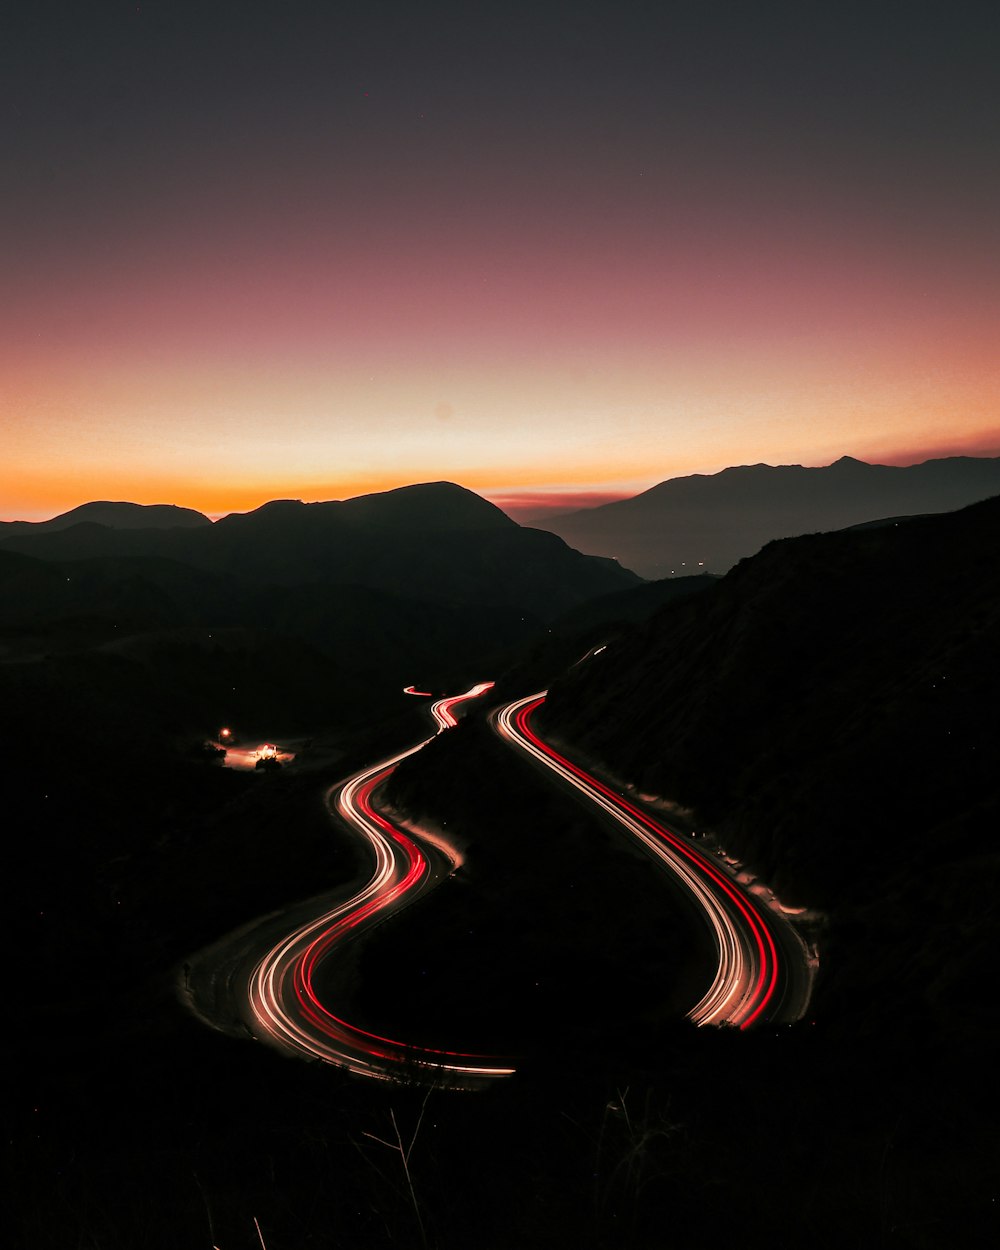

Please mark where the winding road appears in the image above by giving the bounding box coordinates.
[200,677,813,1087]
[494,692,815,1029]
[245,681,515,1085]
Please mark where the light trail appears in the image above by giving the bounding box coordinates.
[495,692,808,1029]
[247,681,513,1085]
[430,681,495,730]
[243,676,807,1085]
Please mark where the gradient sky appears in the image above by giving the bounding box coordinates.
[3,0,999,520]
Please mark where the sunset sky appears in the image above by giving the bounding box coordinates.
[3,1,999,521]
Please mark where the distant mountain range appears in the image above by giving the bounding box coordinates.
[12,457,1000,593]
[536,454,1000,577]
[0,500,210,536]
[0,482,638,620]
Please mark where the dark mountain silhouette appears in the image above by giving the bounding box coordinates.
[211,481,513,539]
[0,482,639,616]
[540,495,1000,1049]
[0,544,544,699]
[538,453,1000,577]
[0,500,210,536]
[337,479,514,531]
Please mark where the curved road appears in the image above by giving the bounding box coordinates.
[494,692,815,1029]
[246,681,515,1085]
[221,678,812,1088]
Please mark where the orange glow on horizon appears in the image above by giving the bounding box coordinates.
[4,4,999,530]
[6,230,999,524]
[4,418,1000,526]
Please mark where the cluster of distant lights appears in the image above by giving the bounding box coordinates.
[218,727,278,760]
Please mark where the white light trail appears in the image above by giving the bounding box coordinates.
[247,682,513,1085]
[494,692,787,1029]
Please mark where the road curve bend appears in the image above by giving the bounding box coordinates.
[495,692,814,1030]
[247,681,515,1086]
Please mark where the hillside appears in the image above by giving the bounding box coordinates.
[538,454,1000,577]
[0,545,547,712]
[540,496,1000,1049]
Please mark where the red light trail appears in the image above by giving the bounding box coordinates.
[495,692,814,1029]
[247,681,513,1085]
[239,676,812,1089]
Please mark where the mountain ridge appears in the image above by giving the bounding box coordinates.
[0,500,211,535]
[0,481,639,621]
[536,453,1000,576]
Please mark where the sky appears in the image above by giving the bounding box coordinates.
[3,0,999,521]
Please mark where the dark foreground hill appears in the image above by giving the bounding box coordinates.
[0,543,546,702]
[541,494,1000,1051]
[540,453,1000,576]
